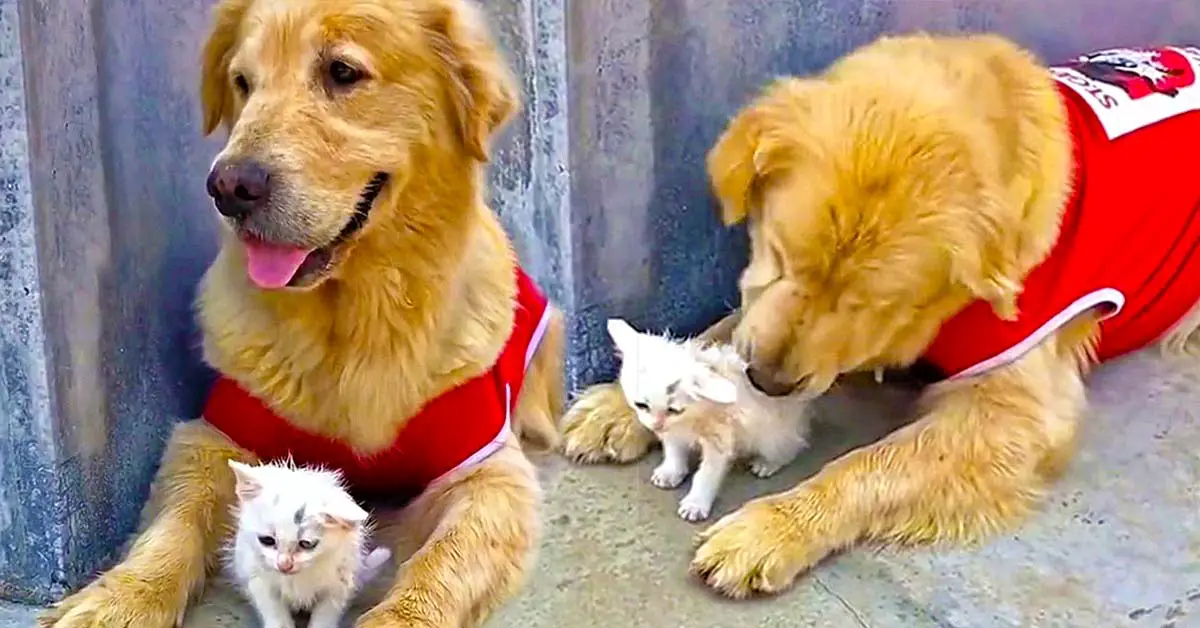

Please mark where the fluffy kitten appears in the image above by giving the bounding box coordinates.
[226,460,392,628]
[608,318,813,522]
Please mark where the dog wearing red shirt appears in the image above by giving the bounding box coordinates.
[562,33,1200,597]
[41,1,563,627]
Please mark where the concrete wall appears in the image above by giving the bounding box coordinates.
[1,0,224,602]
[1,0,1197,604]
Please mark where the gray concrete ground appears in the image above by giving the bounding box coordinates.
[4,350,1199,627]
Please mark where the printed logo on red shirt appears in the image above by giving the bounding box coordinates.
[1065,48,1195,99]
[1051,46,1200,139]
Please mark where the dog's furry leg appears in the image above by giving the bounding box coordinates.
[355,445,540,628]
[357,312,562,627]
[1162,300,1200,357]
[511,309,566,452]
[39,422,247,628]
[561,312,740,463]
[691,338,1084,598]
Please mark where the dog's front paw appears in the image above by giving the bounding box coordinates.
[39,570,184,628]
[561,383,654,464]
[677,494,714,522]
[690,495,831,598]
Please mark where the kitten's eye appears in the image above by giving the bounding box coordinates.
[298,539,319,551]
[257,535,276,548]
[666,406,684,415]
[232,73,250,96]
[633,401,650,412]
[326,60,365,88]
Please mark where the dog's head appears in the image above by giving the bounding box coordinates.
[709,77,1022,397]
[200,0,518,290]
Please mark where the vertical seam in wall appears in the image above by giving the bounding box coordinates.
[2,0,68,602]
[528,0,576,385]
[530,0,571,306]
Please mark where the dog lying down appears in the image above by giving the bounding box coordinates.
[563,34,1200,598]
[41,1,565,627]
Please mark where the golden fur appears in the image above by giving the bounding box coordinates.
[40,0,563,626]
[563,32,1200,598]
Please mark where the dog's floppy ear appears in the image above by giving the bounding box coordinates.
[707,79,812,226]
[947,192,1024,320]
[427,0,520,162]
[707,108,766,226]
[199,0,251,135]
[953,256,1021,320]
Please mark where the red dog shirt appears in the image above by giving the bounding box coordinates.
[924,46,1200,379]
[203,267,552,500]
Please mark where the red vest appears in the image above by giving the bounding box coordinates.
[203,268,551,499]
[924,46,1200,379]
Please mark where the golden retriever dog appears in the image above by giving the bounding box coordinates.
[562,33,1200,597]
[40,0,563,626]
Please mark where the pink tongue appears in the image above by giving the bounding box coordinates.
[242,239,314,289]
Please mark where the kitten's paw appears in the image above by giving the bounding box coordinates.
[651,463,688,489]
[749,457,785,478]
[561,383,654,464]
[677,494,714,522]
[38,570,184,628]
[304,609,341,628]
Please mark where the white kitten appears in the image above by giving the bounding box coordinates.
[226,460,392,628]
[608,318,813,522]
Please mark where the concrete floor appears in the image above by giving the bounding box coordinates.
[4,350,1200,627]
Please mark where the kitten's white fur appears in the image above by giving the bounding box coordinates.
[608,318,813,522]
[226,460,392,628]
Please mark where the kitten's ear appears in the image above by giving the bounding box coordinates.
[691,367,738,404]
[318,494,369,531]
[227,460,261,501]
[606,318,638,356]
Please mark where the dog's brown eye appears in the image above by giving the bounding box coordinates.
[327,60,363,87]
[233,73,250,95]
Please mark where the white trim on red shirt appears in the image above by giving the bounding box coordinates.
[950,288,1125,380]
[433,304,554,483]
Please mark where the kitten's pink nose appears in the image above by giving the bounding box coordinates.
[276,555,296,574]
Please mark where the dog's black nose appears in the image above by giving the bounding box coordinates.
[745,365,805,397]
[206,159,272,220]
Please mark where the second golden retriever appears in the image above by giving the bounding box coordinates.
[564,33,1200,597]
